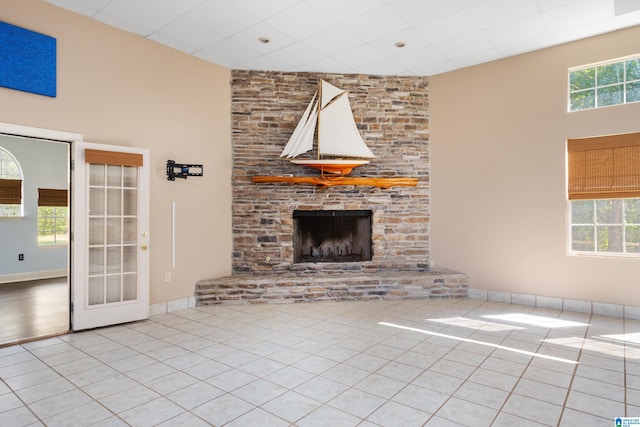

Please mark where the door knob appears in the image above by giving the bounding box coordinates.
[141,244,148,251]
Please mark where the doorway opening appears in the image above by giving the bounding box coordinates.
[0,130,71,346]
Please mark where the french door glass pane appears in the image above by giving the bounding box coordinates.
[88,163,139,306]
[89,164,104,186]
[88,277,104,305]
[106,276,121,303]
[123,189,137,215]
[107,165,121,186]
[123,218,136,244]
[88,247,104,275]
[107,189,121,215]
[89,188,105,215]
[123,274,137,301]
[89,218,105,245]
[123,246,137,272]
[123,166,137,187]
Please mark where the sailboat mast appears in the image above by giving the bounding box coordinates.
[316,79,322,160]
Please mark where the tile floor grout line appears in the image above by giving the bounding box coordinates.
[556,310,593,426]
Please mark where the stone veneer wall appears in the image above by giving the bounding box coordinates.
[231,71,430,273]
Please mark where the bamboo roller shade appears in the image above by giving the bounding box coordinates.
[0,179,22,205]
[38,188,68,207]
[85,149,143,167]
[567,132,640,200]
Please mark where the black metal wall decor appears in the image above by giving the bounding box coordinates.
[166,160,203,181]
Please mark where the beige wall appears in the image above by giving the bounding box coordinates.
[431,25,640,307]
[0,0,232,304]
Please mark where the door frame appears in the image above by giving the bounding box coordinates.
[0,122,81,334]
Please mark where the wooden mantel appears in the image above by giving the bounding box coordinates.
[252,175,418,189]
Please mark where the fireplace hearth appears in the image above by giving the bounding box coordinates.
[293,210,372,263]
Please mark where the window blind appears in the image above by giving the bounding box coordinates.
[0,179,22,204]
[38,188,68,207]
[85,149,143,167]
[567,132,640,200]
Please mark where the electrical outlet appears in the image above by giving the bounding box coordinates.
[164,272,171,282]
[18,254,24,261]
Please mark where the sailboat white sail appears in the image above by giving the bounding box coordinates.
[280,79,375,175]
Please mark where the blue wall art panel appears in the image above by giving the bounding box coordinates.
[0,21,56,97]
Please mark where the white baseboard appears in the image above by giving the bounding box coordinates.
[0,269,67,284]
[468,287,640,320]
[149,296,197,316]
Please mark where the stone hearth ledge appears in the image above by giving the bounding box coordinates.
[195,270,469,305]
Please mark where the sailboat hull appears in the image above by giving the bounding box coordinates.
[289,159,370,175]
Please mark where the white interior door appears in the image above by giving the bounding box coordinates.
[72,142,150,330]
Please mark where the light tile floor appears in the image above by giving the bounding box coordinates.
[1,297,639,426]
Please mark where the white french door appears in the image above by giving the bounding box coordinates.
[72,142,150,330]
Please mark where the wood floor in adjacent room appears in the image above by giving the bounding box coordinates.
[0,277,69,346]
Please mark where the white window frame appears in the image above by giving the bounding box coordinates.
[568,198,640,257]
[568,53,640,112]
[38,205,69,246]
[0,146,24,218]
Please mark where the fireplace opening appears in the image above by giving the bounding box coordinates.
[293,210,372,263]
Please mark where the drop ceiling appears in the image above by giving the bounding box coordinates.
[44,0,640,76]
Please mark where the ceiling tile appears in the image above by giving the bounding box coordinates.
[235,54,295,72]
[536,0,581,11]
[303,26,366,56]
[466,0,539,29]
[306,0,390,23]
[414,10,479,44]
[96,0,177,35]
[332,44,389,69]
[349,58,409,76]
[615,0,640,15]
[450,48,502,68]
[143,0,205,15]
[542,0,613,32]
[45,0,640,76]
[44,0,110,16]
[264,2,336,40]
[302,56,350,74]
[386,0,464,26]
[183,0,260,37]
[369,28,432,58]
[150,17,225,53]
[268,42,327,68]
[614,8,640,28]
[228,22,296,54]
[483,14,549,47]
[437,31,495,60]
[195,38,261,67]
[344,6,412,41]
[393,45,448,70]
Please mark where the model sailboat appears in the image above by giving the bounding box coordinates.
[280,79,375,175]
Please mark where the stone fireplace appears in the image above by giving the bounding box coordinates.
[195,71,468,304]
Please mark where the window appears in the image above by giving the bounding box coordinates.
[38,188,68,245]
[0,147,23,217]
[569,55,640,111]
[571,199,640,254]
[568,132,640,256]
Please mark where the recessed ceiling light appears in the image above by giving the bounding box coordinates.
[395,41,406,48]
[258,37,270,44]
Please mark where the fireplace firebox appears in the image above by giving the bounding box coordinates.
[293,210,372,263]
